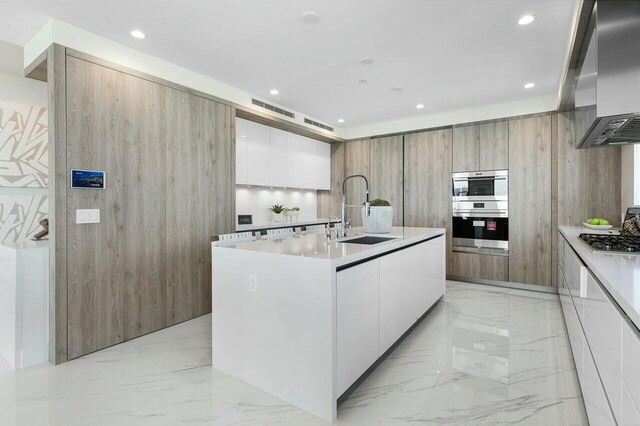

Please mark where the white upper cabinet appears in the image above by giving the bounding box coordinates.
[287,133,304,188]
[236,118,249,184]
[235,118,331,190]
[317,142,331,190]
[301,136,318,189]
[270,128,289,187]
[246,120,271,185]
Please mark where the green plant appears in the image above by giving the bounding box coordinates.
[369,199,391,207]
[270,204,285,214]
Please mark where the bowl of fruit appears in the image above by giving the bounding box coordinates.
[583,217,612,230]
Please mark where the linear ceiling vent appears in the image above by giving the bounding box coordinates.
[251,98,295,118]
[304,118,334,133]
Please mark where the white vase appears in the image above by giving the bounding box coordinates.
[361,206,393,233]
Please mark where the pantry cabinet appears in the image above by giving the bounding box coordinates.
[452,120,508,172]
[235,117,331,189]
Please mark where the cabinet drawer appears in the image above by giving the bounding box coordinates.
[451,251,508,282]
[622,319,640,413]
[622,379,640,426]
[563,243,587,323]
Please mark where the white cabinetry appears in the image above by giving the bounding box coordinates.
[336,259,380,396]
[317,142,331,190]
[246,120,271,184]
[234,118,331,190]
[236,117,249,184]
[270,128,289,187]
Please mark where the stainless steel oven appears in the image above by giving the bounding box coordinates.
[452,170,508,201]
[452,172,509,255]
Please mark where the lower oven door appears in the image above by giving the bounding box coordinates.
[452,216,509,255]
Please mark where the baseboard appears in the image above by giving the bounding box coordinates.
[447,275,559,294]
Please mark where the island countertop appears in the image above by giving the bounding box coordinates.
[560,226,640,330]
[214,226,446,268]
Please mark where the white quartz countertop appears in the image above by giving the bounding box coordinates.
[214,226,445,268]
[560,226,640,329]
[0,240,49,251]
[236,218,339,232]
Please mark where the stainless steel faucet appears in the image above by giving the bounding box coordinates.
[326,215,340,240]
[341,175,370,238]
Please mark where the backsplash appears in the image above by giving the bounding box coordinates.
[236,186,317,226]
[0,100,48,244]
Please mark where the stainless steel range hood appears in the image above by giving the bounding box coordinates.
[577,0,640,148]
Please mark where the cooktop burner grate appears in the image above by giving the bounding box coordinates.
[579,233,640,254]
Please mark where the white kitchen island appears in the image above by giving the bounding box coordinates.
[211,226,446,422]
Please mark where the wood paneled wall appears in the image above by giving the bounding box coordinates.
[55,52,234,361]
[317,142,345,219]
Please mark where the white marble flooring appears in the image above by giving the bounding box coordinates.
[0,281,587,425]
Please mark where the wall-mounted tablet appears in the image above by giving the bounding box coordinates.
[71,169,106,189]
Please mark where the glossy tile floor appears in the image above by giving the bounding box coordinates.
[0,281,587,425]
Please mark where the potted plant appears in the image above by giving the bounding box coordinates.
[269,204,285,222]
[362,199,393,233]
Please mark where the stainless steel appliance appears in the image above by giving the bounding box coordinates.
[579,233,640,254]
[452,170,508,201]
[576,0,640,148]
[452,171,508,255]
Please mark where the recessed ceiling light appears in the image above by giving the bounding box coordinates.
[130,30,146,39]
[416,104,425,109]
[338,119,345,123]
[391,86,403,92]
[270,89,279,95]
[302,11,320,23]
[360,57,374,65]
[524,82,535,89]
[518,14,536,25]
[358,79,368,85]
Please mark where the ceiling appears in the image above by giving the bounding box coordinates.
[0,0,577,128]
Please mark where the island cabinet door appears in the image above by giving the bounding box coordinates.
[379,241,437,355]
[336,259,380,396]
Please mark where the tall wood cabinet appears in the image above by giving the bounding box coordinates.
[404,129,453,273]
[508,115,552,286]
[452,121,508,172]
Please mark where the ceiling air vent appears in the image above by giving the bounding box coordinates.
[251,98,295,118]
[304,118,334,133]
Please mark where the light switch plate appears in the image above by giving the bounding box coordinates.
[76,209,100,224]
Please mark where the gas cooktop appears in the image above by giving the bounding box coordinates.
[579,233,640,254]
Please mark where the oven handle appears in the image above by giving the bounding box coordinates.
[453,211,509,218]
[453,176,507,182]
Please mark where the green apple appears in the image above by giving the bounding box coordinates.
[598,218,610,225]
[588,218,600,225]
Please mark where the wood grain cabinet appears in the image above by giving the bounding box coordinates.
[452,121,508,172]
[369,136,404,226]
[451,252,508,281]
[508,115,552,286]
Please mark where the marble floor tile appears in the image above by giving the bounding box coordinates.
[0,281,587,425]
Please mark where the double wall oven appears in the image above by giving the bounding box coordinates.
[452,170,508,255]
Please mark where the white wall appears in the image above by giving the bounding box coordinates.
[236,187,317,226]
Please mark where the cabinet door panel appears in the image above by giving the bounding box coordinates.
[478,121,508,170]
[452,125,479,172]
[369,136,404,226]
[287,133,303,188]
[269,128,288,187]
[301,137,318,189]
[508,115,552,286]
[236,118,248,184]
[451,252,508,281]
[317,141,331,190]
[344,139,370,227]
[337,260,380,396]
[246,121,271,185]
[622,318,640,412]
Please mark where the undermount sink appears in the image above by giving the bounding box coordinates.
[338,236,398,245]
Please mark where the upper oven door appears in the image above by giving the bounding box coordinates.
[452,170,508,201]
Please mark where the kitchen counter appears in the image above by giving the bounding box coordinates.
[236,218,339,232]
[212,226,446,421]
[222,226,445,268]
[559,226,640,329]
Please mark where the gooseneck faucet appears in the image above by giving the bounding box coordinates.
[341,175,370,238]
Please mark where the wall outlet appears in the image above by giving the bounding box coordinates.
[249,274,257,292]
[76,209,100,224]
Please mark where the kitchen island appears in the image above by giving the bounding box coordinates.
[211,226,446,422]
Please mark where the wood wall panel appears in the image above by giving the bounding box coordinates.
[66,57,126,358]
[123,76,167,339]
[404,129,453,273]
[63,55,234,360]
[370,136,404,226]
[344,139,370,227]
[508,115,552,286]
[317,142,345,219]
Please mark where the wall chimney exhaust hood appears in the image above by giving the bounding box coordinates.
[576,0,640,148]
